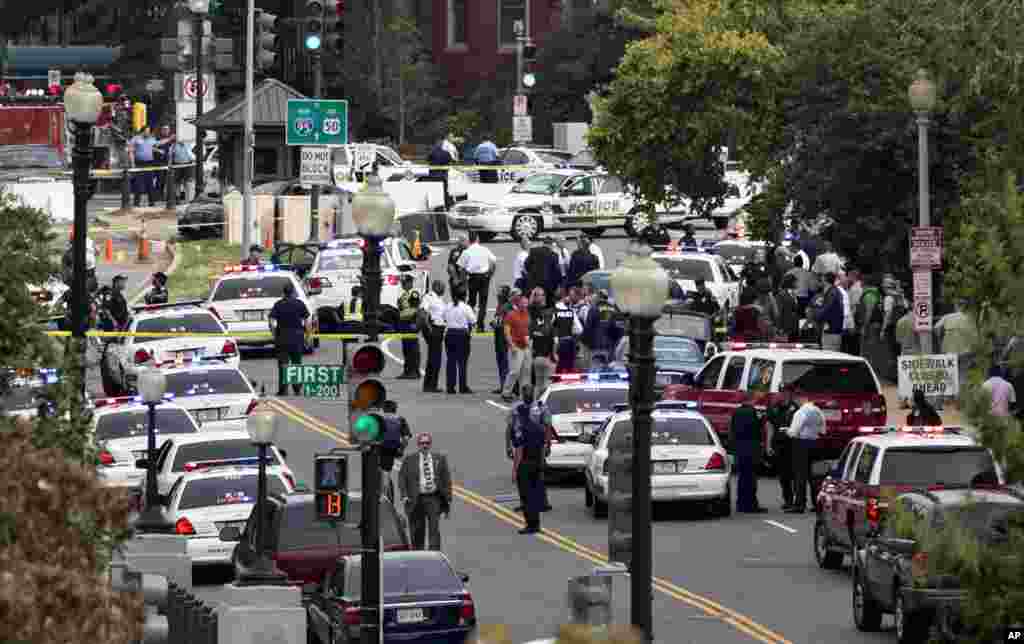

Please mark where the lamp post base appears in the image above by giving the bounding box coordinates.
[134,506,175,534]
[235,557,289,586]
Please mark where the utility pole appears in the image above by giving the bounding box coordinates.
[515,19,524,96]
[241,0,255,260]
[194,11,206,197]
[309,48,322,240]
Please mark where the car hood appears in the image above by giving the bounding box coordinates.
[551,412,613,436]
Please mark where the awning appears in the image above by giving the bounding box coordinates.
[3,47,121,78]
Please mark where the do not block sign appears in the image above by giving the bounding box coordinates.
[300,147,333,186]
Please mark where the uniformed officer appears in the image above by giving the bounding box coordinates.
[528,288,557,394]
[268,282,311,396]
[729,390,764,513]
[509,384,548,534]
[583,290,620,368]
[680,224,698,248]
[397,274,422,379]
[447,237,469,297]
[553,289,583,373]
[765,384,800,510]
[689,279,720,317]
[108,274,130,330]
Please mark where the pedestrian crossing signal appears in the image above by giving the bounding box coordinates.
[315,453,348,520]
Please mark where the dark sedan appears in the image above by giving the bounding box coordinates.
[612,335,707,387]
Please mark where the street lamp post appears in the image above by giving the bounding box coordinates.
[908,69,937,355]
[189,0,210,198]
[63,73,103,402]
[610,245,669,644]
[351,173,397,343]
[237,410,288,586]
[135,368,175,533]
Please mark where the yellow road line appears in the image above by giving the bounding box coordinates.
[266,397,791,644]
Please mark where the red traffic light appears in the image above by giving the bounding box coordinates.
[47,84,61,96]
[105,83,122,95]
[351,346,384,374]
[335,0,345,16]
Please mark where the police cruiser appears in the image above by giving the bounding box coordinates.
[652,249,740,313]
[206,264,317,352]
[538,372,630,473]
[92,396,200,490]
[164,461,294,565]
[99,301,240,396]
[155,363,260,431]
[1,367,68,418]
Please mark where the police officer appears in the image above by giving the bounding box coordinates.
[680,224,698,248]
[447,237,469,297]
[144,272,169,305]
[765,385,800,510]
[689,279,720,317]
[583,290,619,368]
[269,282,310,396]
[509,384,549,534]
[553,288,582,373]
[492,285,513,394]
[397,274,422,379]
[729,390,764,513]
[528,288,557,394]
[108,275,130,330]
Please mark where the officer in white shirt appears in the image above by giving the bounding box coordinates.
[786,397,826,513]
[443,289,476,394]
[512,237,531,291]
[811,241,844,278]
[589,241,605,270]
[420,280,448,393]
[457,232,497,332]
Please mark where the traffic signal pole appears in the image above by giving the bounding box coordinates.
[360,442,382,644]
[241,0,255,261]
[194,12,205,197]
[309,47,322,241]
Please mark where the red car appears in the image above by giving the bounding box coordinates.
[661,343,887,458]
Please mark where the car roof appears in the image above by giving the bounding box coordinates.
[92,400,191,419]
[852,431,979,450]
[607,408,709,423]
[132,304,211,321]
[343,549,453,566]
[175,464,264,482]
[653,251,717,261]
[918,488,1024,506]
[158,363,246,376]
[714,349,865,361]
[164,430,252,446]
[546,381,630,393]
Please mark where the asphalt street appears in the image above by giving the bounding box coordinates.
[86,230,900,642]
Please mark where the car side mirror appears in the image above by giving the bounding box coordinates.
[135,458,148,469]
[459,572,470,583]
[878,537,915,556]
[219,526,242,542]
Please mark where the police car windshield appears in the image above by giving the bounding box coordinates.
[163,370,252,396]
[655,340,703,364]
[318,250,363,271]
[878,447,996,487]
[612,417,714,446]
[172,440,280,471]
[781,360,878,394]
[512,173,564,195]
[653,257,715,282]
[95,408,197,441]
[212,275,294,301]
[178,474,287,510]
[545,388,627,415]
[134,313,222,344]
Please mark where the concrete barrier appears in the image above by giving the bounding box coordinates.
[215,584,306,644]
[2,179,74,221]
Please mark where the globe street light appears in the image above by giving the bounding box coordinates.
[237,410,288,585]
[351,174,396,342]
[609,246,668,644]
[63,72,103,402]
[135,368,175,533]
[908,69,937,355]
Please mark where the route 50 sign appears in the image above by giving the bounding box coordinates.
[287,99,348,146]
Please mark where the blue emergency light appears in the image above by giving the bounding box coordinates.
[223,264,288,274]
[553,371,629,384]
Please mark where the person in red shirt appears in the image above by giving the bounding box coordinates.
[501,293,531,402]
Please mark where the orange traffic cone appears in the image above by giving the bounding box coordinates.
[137,237,151,263]
[264,229,273,250]
[104,238,114,262]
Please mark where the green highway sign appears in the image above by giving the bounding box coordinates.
[287,99,348,146]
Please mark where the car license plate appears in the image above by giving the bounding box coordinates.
[241,310,264,322]
[196,409,221,422]
[654,462,676,474]
[396,608,425,624]
[823,409,841,421]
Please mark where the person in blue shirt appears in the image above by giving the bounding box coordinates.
[128,126,173,207]
[475,136,499,184]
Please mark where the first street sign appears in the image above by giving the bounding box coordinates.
[287,98,348,146]
[300,147,332,186]
[282,365,346,398]
[910,226,943,268]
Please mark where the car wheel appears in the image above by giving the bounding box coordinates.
[512,214,541,240]
[624,210,650,237]
[852,570,883,632]
[476,231,496,242]
[896,594,930,644]
[713,216,729,230]
[584,483,594,508]
[814,520,844,570]
[589,485,608,519]
[714,485,732,517]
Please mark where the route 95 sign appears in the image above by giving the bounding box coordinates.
[287,98,349,146]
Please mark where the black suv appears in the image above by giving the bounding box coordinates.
[223,490,409,589]
[852,486,1024,643]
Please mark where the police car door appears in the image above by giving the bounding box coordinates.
[594,175,628,228]
[500,149,529,183]
[554,175,597,229]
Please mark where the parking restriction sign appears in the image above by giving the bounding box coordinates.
[910,227,943,268]
[913,297,932,331]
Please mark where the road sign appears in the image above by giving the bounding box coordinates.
[354,144,375,171]
[287,98,348,146]
[913,270,931,300]
[282,364,346,398]
[913,297,932,331]
[513,94,528,116]
[175,73,214,101]
[183,75,208,99]
[513,116,533,143]
[910,226,943,268]
[47,69,61,88]
[300,146,333,186]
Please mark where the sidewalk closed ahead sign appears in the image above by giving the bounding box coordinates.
[897,354,959,399]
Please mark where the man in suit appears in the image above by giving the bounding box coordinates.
[398,432,452,550]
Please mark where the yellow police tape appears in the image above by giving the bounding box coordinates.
[61,163,198,178]
[43,329,495,340]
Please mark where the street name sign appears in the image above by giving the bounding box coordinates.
[897,354,958,398]
[282,364,346,398]
[910,226,943,268]
[287,98,348,146]
[513,116,533,143]
[299,146,332,186]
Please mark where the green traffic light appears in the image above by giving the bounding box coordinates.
[353,414,380,440]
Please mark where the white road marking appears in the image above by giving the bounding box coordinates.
[486,399,510,412]
[762,520,798,534]
[380,337,426,376]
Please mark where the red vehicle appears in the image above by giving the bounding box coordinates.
[813,425,1004,570]
[0,103,64,153]
[661,342,887,458]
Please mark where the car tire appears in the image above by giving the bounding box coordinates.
[511,214,541,241]
[814,519,844,570]
[852,569,883,632]
[896,594,930,644]
[714,485,732,517]
[713,216,729,230]
[588,481,608,519]
[585,483,594,508]
[475,231,496,242]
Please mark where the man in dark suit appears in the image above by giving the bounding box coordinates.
[524,237,563,307]
[398,432,452,550]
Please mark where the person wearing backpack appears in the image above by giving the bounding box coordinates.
[856,274,886,373]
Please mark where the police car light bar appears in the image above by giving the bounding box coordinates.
[654,401,699,410]
[131,299,206,313]
[552,371,629,383]
[222,264,292,273]
[325,239,385,249]
[93,393,176,408]
[182,456,271,472]
[857,426,963,434]
[155,355,232,369]
[722,342,821,351]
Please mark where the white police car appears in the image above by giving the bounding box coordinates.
[541,372,630,473]
[164,463,294,565]
[99,301,240,396]
[584,403,732,518]
[92,397,200,489]
[1,368,65,418]
[205,264,317,351]
[652,250,740,312]
[157,363,259,431]
[138,430,294,498]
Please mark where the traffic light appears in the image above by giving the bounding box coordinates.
[323,3,343,55]
[522,41,537,63]
[314,452,349,521]
[254,10,280,72]
[348,344,386,443]
[304,0,325,51]
[606,419,634,567]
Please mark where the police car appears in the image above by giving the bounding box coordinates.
[99,301,240,396]
[540,373,630,472]
[138,430,294,498]
[488,146,575,183]
[584,403,732,518]
[0,367,67,418]
[164,462,294,565]
[205,264,318,351]
[712,240,769,276]
[92,397,200,489]
[304,238,430,323]
[651,250,740,312]
[155,363,260,431]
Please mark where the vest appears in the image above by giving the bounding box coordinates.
[553,305,576,337]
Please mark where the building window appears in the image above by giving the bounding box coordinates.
[498,0,527,47]
[447,0,467,49]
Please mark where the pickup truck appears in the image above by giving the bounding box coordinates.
[853,487,1023,643]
